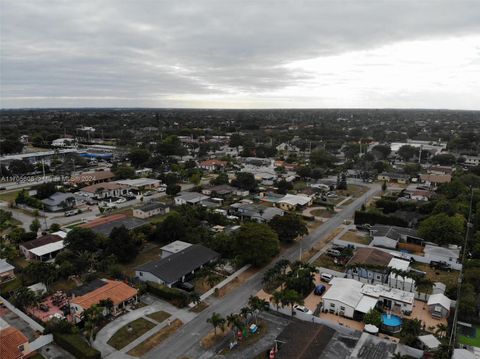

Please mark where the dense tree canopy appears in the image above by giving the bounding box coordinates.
[269,214,308,243]
[234,223,279,266]
[418,213,465,246]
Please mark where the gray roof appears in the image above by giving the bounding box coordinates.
[136,244,219,284]
[370,225,419,241]
[90,217,148,236]
[137,202,168,212]
[176,191,209,202]
[41,192,75,206]
[0,259,14,273]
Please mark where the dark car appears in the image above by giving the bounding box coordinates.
[430,261,451,271]
[314,284,326,296]
[176,282,195,292]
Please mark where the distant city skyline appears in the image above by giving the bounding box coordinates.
[1,1,480,110]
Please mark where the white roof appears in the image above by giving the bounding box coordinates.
[160,240,192,254]
[30,240,65,257]
[0,258,14,273]
[355,295,378,314]
[362,284,415,304]
[322,278,364,308]
[117,178,161,187]
[418,334,441,349]
[452,349,476,359]
[427,293,451,309]
[51,230,67,239]
[424,244,460,259]
[278,194,312,206]
[388,258,410,271]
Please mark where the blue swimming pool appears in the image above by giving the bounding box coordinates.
[381,314,402,333]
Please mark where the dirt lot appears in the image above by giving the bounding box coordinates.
[340,230,371,245]
[312,254,346,272]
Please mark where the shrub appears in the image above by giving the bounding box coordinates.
[53,333,101,359]
[146,281,189,307]
[354,210,408,227]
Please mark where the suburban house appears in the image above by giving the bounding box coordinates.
[70,279,138,323]
[361,283,415,315]
[369,225,423,250]
[78,182,129,199]
[420,173,452,186]
[41,192,83,212]
[133,202,169,219]
[463,155,480,167]
[229,202,284,223]
[20,234,65,261]
[80,214,148,236]
[135,244,219,287]
[276,194,313,211]
[68,170,115,187]
[116,178,161,190]
[387,258,416,292]
[51,137,76,147]
[427,293,451,319]
[0,326,30,359]
[0,259,15,283]
[276,142,300,154]
[174,192,209,206]
[377,172,410,184]
[346,248,394,285]
[199,159,228,171]
[160,240,192,258]
[201,184,248,197]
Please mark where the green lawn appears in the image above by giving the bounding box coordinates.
[458,326,480,348]
[0,190,20,202]
[120,244,162,277]
[0,277,22,295]
[107,318,156,350]
[146,310,171,323]
[411,263,459,292]
[313,254,345,272]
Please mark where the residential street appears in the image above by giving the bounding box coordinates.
[145,183,381,359]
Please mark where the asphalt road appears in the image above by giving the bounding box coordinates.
[146,183,381,359]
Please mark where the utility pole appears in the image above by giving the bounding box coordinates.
[449,187,474,348]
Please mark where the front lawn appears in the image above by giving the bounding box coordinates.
[107,318,156,350]
[127,319,183,357]
[340,231,371,245]
[146,310,171,323]
[0,190,20,202]
[313,254,345,272]
[458,325,480,348]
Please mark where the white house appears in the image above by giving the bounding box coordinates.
[322,278,367,319]
[51,138,77,147]
[133,202,170,219]
[78,182,129,199]
[174,192,209,206]
[387,258,416,292]
[427,293,451,319]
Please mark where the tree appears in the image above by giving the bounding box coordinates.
[189,292,201,306]
[269,214,308,243]
[231,172,257,191]
[129,148,150,168]
[418,213,465,246]
[234,223,279,266]
[8,160,34,175]
[285,262,316,296]
[435,323,448,338]
[29,218,41,233]
[0,242,18,261]
[98,298,114,316]
[270,291,284,311]
[276,179,293,194]
[190,173,202,186]
[82,304,104,344]
[211,172,229,185]
[11,287,38,311]
[226,313,242,334]
[23,261,58,287]
[372,144,391,159]
[0,138,24,155]
[280,289,303,315]
[400,318,421,345]
[113,165,135,180]
[34,182,58,200]
[248,295,269,324]
[363,308,382,327]
[397,145,417,161]
[166,184,181,197]
[206,312,225,336]
[310,150,335,167]
[337,173,347,190]
[151,211,187,243]
[382,181,387,192]
[49,223,61,232]
[107,226,139,263]
[431,153,456,166]
[64,227,100,253]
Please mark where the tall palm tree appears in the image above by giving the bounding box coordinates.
[226,313,242,337]
[81,305,103,345]
[206,312,225,336]
[435,323,448,338]
[248,295,269,324]
[281,289,303,316]
[270,291,284,311]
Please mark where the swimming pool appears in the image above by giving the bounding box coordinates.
[381,313,402,333]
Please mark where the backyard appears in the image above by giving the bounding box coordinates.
[458,324,480,348]
[411,263,460,292]
[120,243,162,277]
[107,318,156,350]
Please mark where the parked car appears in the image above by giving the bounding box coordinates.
[356,224,372,231]
[320,273,333,283]
[314,284,326,296]
[293,305,313,315]
[326,249,342,257]
[116,197,127,204]
[144,191,154,197]
[175,282,195,292]
[430,261,451,271]
[64,209,81,217]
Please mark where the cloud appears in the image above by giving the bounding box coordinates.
[1,0,480,109]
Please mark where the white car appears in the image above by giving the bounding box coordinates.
[116,198,127,204]
[293,305,313,315]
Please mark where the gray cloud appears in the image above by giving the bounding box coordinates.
[1,0,480,108]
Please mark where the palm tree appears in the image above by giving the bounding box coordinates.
[240,306,253,325]
[206,312,225,336]
[435,323,448,338]
[81,305,103,345]
[98,298,114,316]
[270,291,284,311]
[248,295,269,324]
[281,289,303,316]
[189,292,201,306]
[226,313,242,337]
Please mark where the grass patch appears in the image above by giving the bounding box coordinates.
[313,254,345,272]
[127,319,182,357]
[458,325,480,348]
[189,302,209,313]
[310,209,334,218]
[107,318,156,350]
[336,184,368,199]
[340,231,371,245]
[29,354,46,359]
[12,256,29,269]
[120,244,162,277]
[411,263,459,292]
[0,190,20,202]
[146,310,171,323]
[0,276,22,295]
[51,278,78,292]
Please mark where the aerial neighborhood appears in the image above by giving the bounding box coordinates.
[0,109,479,359]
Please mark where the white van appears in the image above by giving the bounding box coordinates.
[320,273,333,283]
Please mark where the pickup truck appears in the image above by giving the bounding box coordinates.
[429,261,452,271]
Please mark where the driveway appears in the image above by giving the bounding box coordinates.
[93,297,196,358]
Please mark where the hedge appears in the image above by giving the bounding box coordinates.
[53,333,101,359]
[354,210,408,227]
[146,281,189,307]
[375,199,417,214]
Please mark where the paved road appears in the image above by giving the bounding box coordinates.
[145,183,381,359]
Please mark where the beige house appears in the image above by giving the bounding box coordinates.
[133,202,170,219]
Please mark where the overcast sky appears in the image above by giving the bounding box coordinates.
[1,1,480,109]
